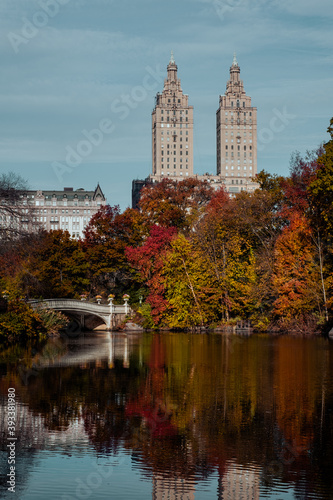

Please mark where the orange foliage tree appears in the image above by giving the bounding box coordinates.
[272,214,325,331]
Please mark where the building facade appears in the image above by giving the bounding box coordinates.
[151,51,194,181]
[131,53,259,207]
[18,184,105,239]
[216,54,257,181]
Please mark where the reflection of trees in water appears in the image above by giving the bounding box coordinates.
[0,334,333,497]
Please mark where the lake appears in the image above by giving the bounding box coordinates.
[1,331,333,499]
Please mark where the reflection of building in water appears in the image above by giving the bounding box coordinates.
[0,400,89,452]
[0,399,89,495]
[152,474,195,500]
[218,461,260,500]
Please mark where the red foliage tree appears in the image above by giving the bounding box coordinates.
[126,225,177,324]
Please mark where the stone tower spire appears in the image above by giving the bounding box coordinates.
[151,54,194,180]
[216,55,257,181]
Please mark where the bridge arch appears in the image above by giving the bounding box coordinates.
[30,299,131,331]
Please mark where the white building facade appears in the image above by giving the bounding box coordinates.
[19,184,106,239]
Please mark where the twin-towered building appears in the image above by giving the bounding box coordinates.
[133,52,258,206]
[1,53,258,239]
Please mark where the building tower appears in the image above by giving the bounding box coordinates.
[216,54,257,180]
[151,51,194,180]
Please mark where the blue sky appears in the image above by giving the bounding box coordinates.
[1,0,332,209]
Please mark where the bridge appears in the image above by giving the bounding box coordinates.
[30,299,132,331]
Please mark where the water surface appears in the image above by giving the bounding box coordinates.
[0,331,333,499]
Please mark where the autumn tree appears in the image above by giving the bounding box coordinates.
[0,232,46,298]
[280,149,321,219]
[126,225,177,325]
[26,230,89,298]
[138,178,214,232]
[272,214,326,332]
[162,234,220,328]
[82,205,144,296]
[195,189,274,325]
[255,169,285,209]
[308,119,333,238]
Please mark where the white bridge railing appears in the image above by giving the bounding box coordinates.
[29,299,132,330]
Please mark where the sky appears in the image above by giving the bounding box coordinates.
[1,0,332,210]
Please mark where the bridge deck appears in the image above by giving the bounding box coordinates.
[29,299,131,330]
